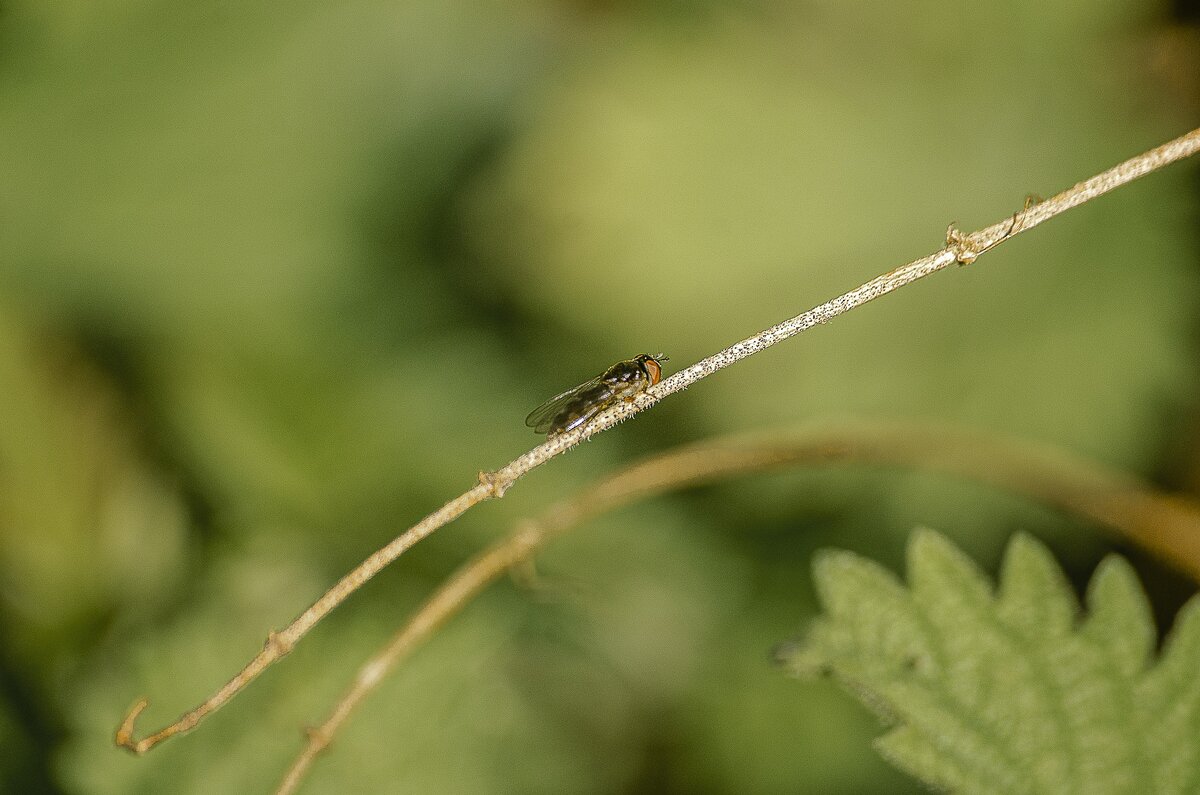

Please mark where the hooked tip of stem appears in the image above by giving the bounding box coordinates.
[115,698,150,754]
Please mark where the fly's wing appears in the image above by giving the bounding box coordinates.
[548,398,608,435]
[525,376,605,434]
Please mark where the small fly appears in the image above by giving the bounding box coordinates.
[525,353,668,436]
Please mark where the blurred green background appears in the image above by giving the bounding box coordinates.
[0,1,1198,792]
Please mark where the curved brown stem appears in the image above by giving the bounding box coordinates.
[275,422,1200,793]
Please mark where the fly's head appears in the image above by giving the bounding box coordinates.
[635,353,668,386]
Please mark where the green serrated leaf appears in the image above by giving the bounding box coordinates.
[1081,556,1153,678]
[908,528,993,608]
[785,529,1200,795]
[876,723,993,794]
[998,533,1077,638]
[804,549,936,685]
[1138,599,1200,794]
[873,678,1031,794]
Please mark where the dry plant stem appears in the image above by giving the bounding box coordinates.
[277,422,1200,795]
[116,125,1200,755]
[116,482,494,753]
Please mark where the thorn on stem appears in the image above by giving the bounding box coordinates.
[477,470,510,498]
[304,725,332,751]
[509,558,541,591]
[265,631,295,657]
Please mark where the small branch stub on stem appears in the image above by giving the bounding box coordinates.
[477,470,510,498]
[945,223,984,265]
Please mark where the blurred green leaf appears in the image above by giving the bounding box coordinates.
[784,528,1200,794]
[0,307,187,664]
[0,688,46,792]
[0,0,561,536]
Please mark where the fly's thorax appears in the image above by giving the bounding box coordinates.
[602,360,649,386]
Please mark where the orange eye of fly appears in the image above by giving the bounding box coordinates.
[644,357,662,385]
